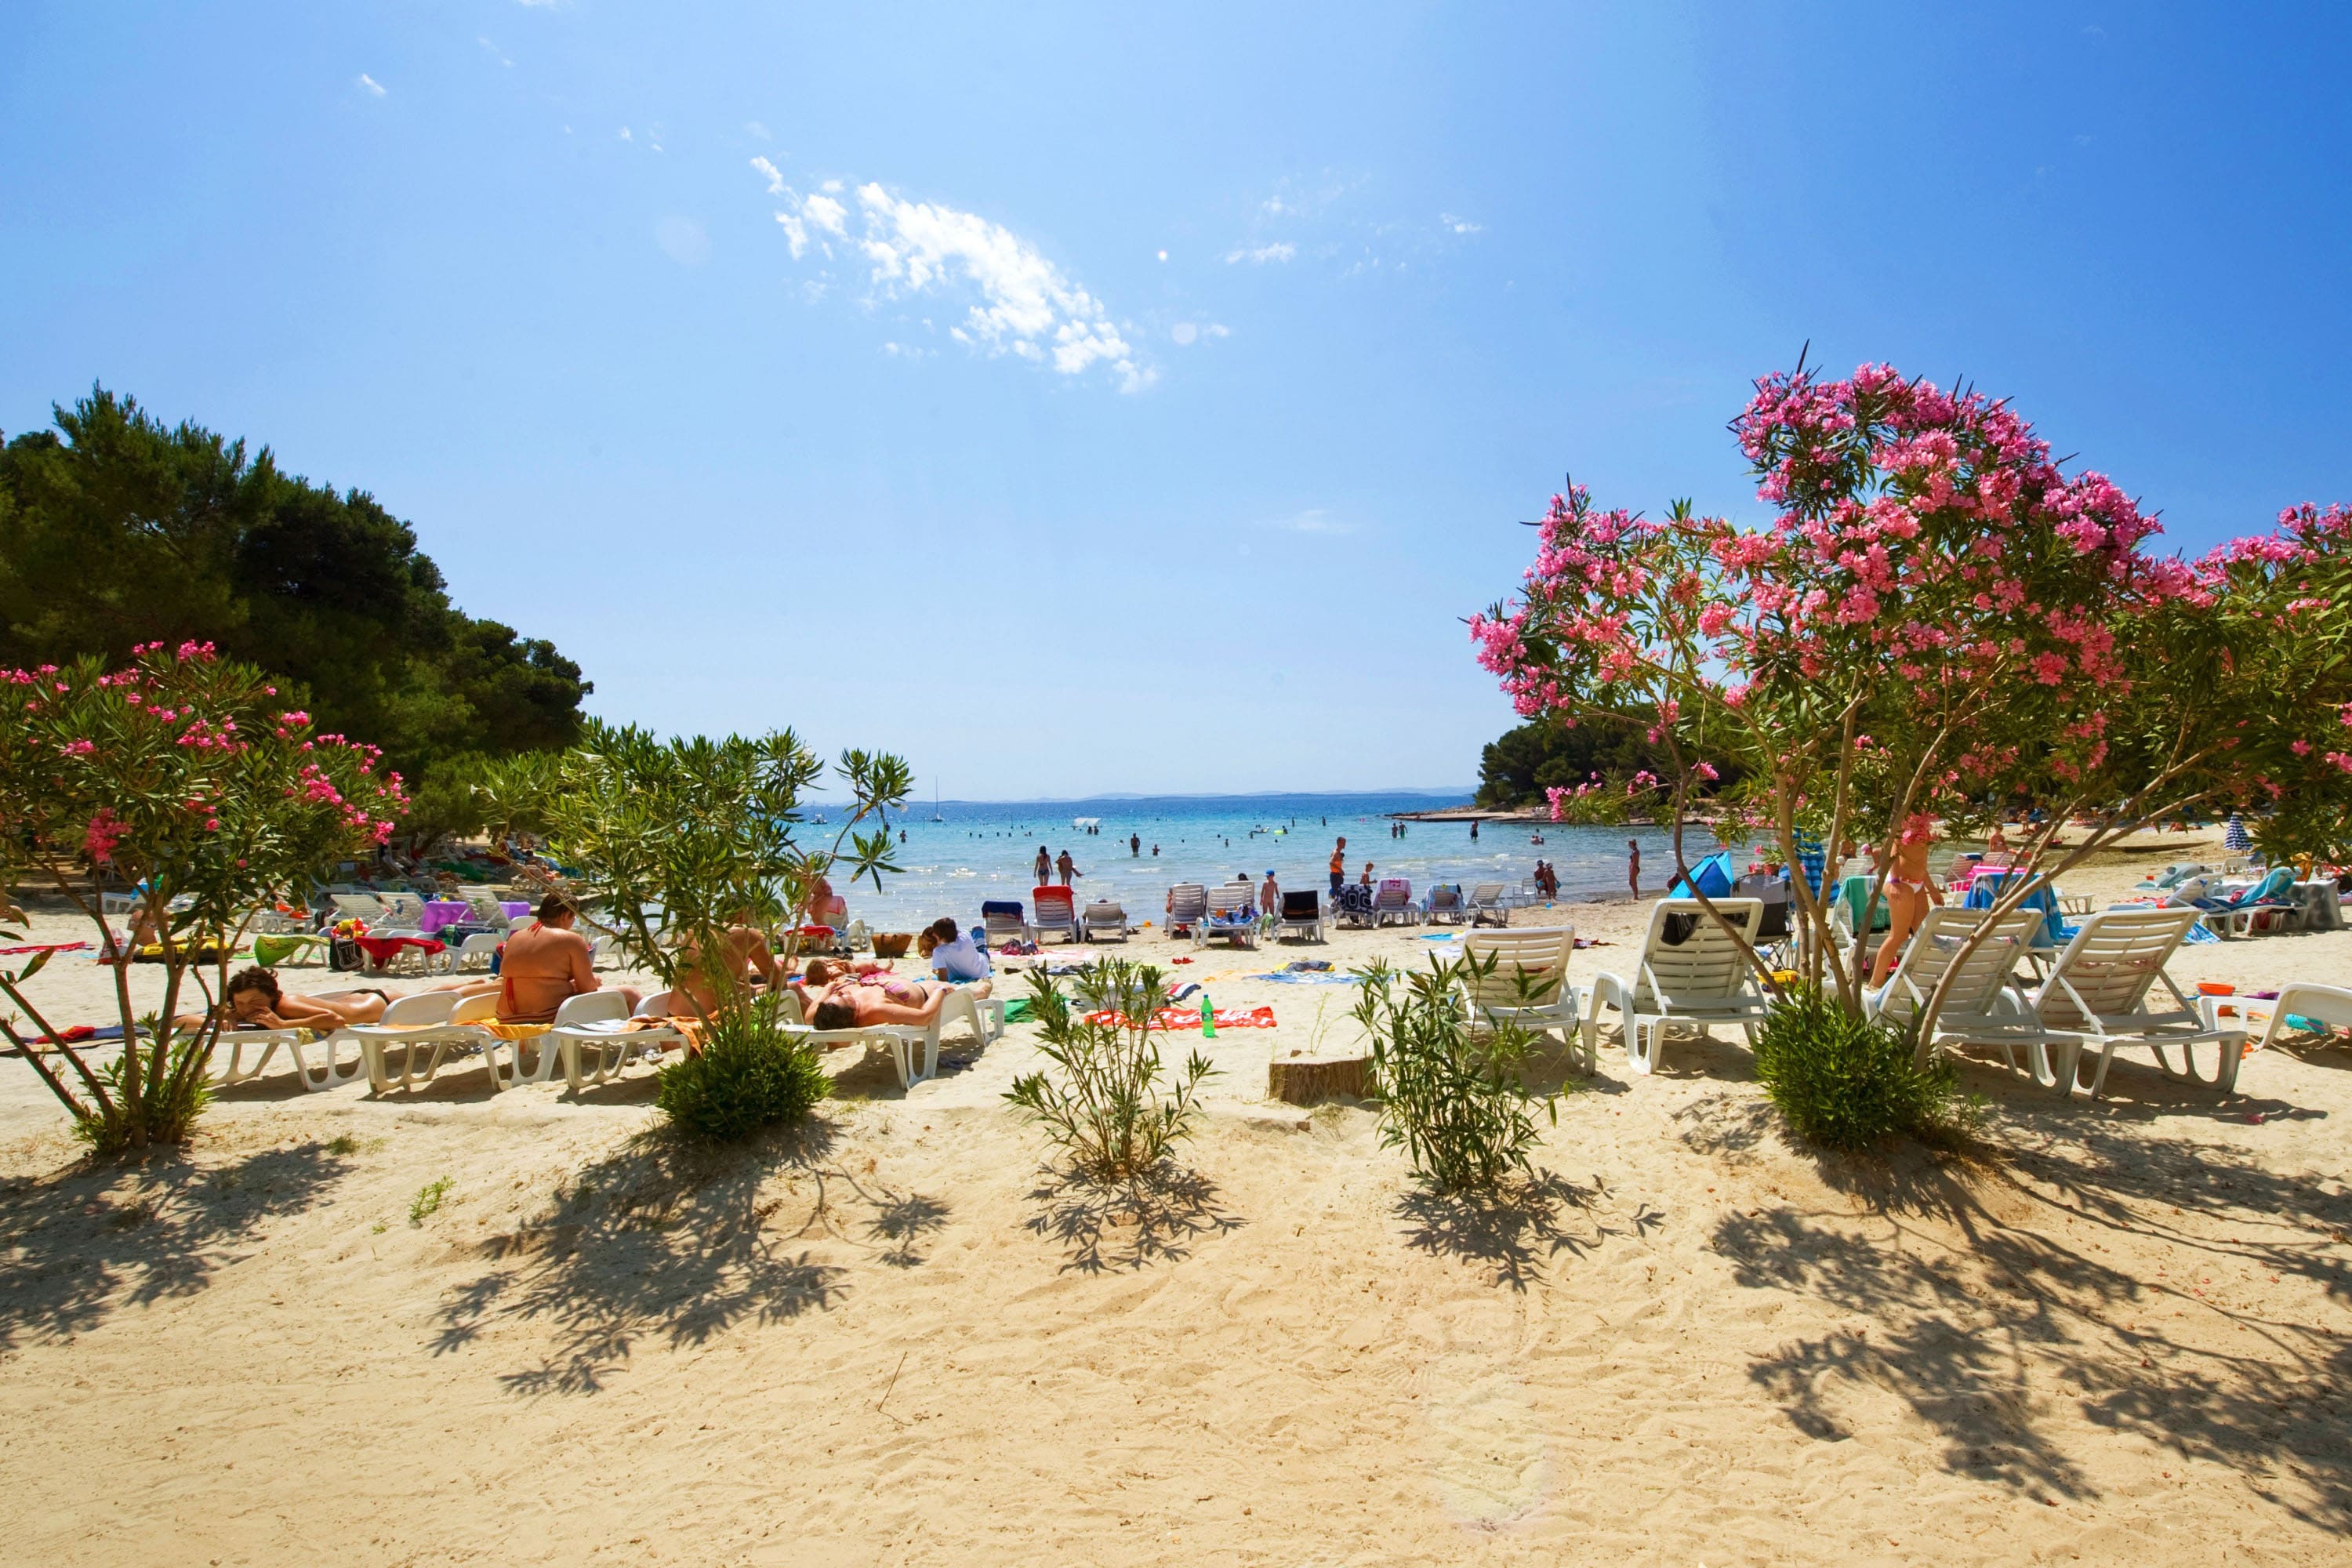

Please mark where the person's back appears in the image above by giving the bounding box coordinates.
[1259,873,1279,916]
[931,931,992,982]
[499,896,600,1022]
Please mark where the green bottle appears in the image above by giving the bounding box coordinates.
[1200,993,1217,1038]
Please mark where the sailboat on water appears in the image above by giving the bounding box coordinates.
[931,782,944,822]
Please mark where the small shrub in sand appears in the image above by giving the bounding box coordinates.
[1352,956,1556,1193]
[1005,960,1214,1182]
[1751,983,1976,1152]
[655,994,828,1145]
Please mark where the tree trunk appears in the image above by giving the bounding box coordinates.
[1268,1053,1370,1105]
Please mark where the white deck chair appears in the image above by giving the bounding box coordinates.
[2008,908,2243,1097]
[1081,902,1131,942]
[1864,906,2057,1068]
[1584,899,1767,1075]
[331,893,390,927]
[1031,892,1082,945]
[454,931,504,972]
[1467,884,1509,927]
[1198,884,1260,948]
[208,1025,365,1093]
[1425,885,1466,926]
[331,992,499,1095]
[1163,884,1207,939]
[982,905,1033,947]
[1461,927,1588,1072]
[779,985,990,1088]
[2209,982,2352,1055]
[546,989,686,1093]
[1370,879,1418,928]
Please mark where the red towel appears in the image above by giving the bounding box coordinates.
[352,935,446,964]
[1084,1006,1276,1031]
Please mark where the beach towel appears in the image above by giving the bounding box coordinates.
[1,942,90,956]
[1083,1005,1277,1031]
[352,934,445,966]
[1252,971,1361,985]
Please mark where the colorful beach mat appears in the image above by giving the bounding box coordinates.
[1083,1006,1278,1031]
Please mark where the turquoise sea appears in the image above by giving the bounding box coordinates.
[800,791,1722,933]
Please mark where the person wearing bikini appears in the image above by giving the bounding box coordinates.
[1869,815,1944,988]
[179,967,396,1031]
[804,965,991,1031]
[495,892,638,1022]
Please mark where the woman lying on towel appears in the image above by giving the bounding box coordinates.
[803,964,991,1032]
[176,966,397,1031]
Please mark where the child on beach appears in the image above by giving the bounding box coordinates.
[1258,871,1280,917]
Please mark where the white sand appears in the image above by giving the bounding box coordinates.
[2,836,2347,1563]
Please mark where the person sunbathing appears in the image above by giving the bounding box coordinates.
[183,967,395,1031]
[806,970,990,1031]
[674,913,781,1015]
[489,892,638,1023]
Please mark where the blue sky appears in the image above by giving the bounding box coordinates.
[5,2,2347,799]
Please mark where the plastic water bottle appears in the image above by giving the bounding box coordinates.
[1200,994,1217,1038]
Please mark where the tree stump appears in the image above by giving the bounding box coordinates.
[1268,1053,1370,1105]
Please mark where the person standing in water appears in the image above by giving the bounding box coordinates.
[1033,844,1051,885]
[1627,839,1642,898]
[1470,818,1479,841]
[1055,848,1080,887]
[1130,833,1140,857]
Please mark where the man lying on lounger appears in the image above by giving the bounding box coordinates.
[673,911,782,1016]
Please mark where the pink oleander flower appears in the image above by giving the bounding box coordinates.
[83,809,125,865]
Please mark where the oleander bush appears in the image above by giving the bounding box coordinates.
[1352,954,1556,1192]
[1751,982,1975,1152]
[655,993,828,1144]
[1005,959,1214,1181]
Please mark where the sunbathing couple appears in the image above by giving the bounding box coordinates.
[798,953,989,1032]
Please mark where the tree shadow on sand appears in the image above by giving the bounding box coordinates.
[1694,1084,2352,1526]
[1024,1161,1245,1274]
[0,1139,352,1351]
[435,1117,952,1395]
[1395,1168,1650,1290]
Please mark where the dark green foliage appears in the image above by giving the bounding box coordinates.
[72,1044,213,1158]
[1751,984,1976,1152]
[655,996,829,1143]
[0,387,591,800]
[1352,955,1558,1192]
[1475,718,1678,809]
[1005,960,1215,1181]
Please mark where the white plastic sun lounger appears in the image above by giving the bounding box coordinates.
[1467,883,1510,927]
[1081,901,1131,942]
[1461,927,1588,1073]
[328,991,499,1095]
[545,989,688,1093]
[2010,908,2245,1097]
[2206,982,2352,1055]
[1370,879,1418,928]
[1584,898,1766,1075]
[779,985,995,1089]
[208,1025,365,1093]
[1867,906,2058,1069]
[1197,884,1260,949]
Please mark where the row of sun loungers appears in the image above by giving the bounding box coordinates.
[1470,898,2313,1100]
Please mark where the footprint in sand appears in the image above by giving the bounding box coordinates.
[1415,1351,1552,1530]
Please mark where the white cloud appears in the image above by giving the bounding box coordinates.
[477,37,512,67]
[756,170,1148,391]
[745,121,771,140]
[618,125,632,142]
[750,155,786,195]
[655,216,710,267]
[1440,212,1482,234]
[1271,508,1351,535]
[802,193,848,237]
[356,73,386,97]
[1171,321,1230,347]
[1225,242,1295,265]
[1171,322,1196,346]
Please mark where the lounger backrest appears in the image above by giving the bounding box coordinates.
[1875,907,2042,1025]
[1637,899,1761,1009]
[553,990,629,1028]
[2034,909,2197,1026]
[450,993,500,1026]
[1084,902,1123,920]
[333,894,386,923]
[1430,886,1461,910]
[1167,884,1207,920]
[1282,891,1319,919]
[634,989,679,1017]
[379,991,458,1026]
[1207,885,1253,917]
[1463,927,1574,1009]
[1469,883,1505,905]
[1034,889,1076,921]
[1374,880,1410,909]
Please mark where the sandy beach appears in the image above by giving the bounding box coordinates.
[2,833,2347,1565]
